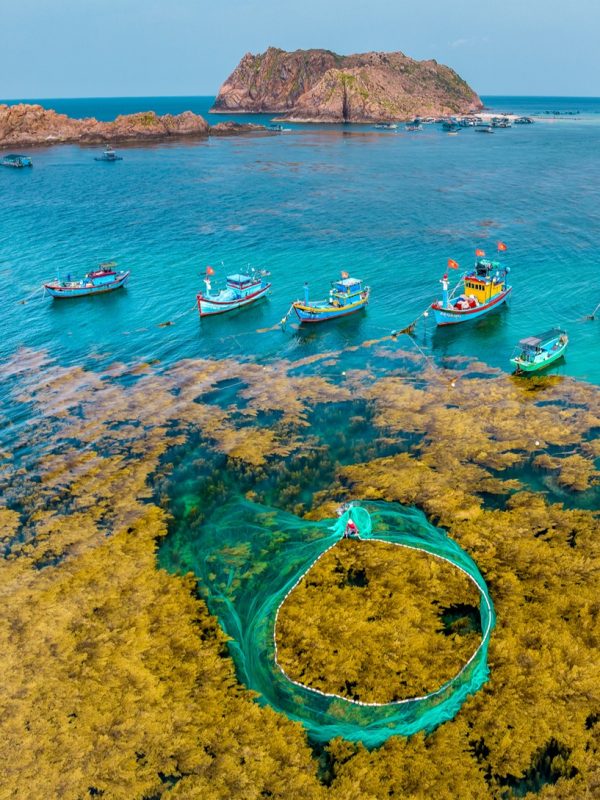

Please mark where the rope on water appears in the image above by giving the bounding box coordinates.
[19,285,45,305]
[585,300,600,320]
[157,304,197,327]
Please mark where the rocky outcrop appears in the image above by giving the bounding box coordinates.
[210,121,268,135]
[0,104,211,148]
[212,47,482,122]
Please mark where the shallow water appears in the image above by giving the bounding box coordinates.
[0,96,599,387]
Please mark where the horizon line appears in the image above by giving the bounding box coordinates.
[2,93,600,102]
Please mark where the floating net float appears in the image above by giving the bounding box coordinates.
[182,499,495,746]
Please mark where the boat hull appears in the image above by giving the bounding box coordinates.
[44,273,130,298]
[197,283,271,317]
[432,287,511,326]
[293,295,369,323]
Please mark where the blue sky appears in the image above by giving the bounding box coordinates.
[1,0,597,98]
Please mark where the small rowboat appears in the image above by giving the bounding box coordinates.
[197,271,271,317]
[292,276,370,324]
[44,262,130,298]
[510,328,568,373]
[1,154,32,168]
[432,258,511,326]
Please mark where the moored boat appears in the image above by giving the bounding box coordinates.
[94,146,123,162]
[406,119,423,131]
[268,124,292,132]
[44,262,130,298]
[1,154,33,168]
[510,328,568,373]
[292,274,370,324]
[374,122,398,130]
[431,254,511,326]
[196,269,271,317]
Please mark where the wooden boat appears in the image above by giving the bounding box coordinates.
[44,262,130,298]
[94,146,123,162]
[510,329,568,373]
[431,258,512,326]
[196,270,271,317]
[292,275,370,324]
[1,154,32,168]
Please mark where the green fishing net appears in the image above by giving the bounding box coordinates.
[171,499,495,746]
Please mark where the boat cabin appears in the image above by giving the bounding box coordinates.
[463,259,506,304]
[226,273,259,290]
[518,329,565,353]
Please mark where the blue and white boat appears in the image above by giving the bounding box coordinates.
[431,258,511,326]
[268,124,292,133]
[94,146,123,162]
[1,154,33,168]
[292,275,370,324]
[44,262,130,298]
[196,270,271,317]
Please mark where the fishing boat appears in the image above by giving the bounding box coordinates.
[431,257,512,326]
[196,269,271,317]
[510,329,568,373]
[44,262,130,298]
[268,124,292,133]
[442,120,460,133]
[374,122,398,130]
[475,125,494,134]
[406,119,423,131]
[1,154,32,168]
[291,274,370,324]
[94,146,123,162]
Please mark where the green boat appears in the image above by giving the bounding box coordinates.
[510,328,568,373]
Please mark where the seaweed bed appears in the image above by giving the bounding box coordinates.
[0,343,598,799]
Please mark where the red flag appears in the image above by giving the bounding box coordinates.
[497,242,507,252]
[341,271,349,279]
[475,249,485,257]
[206,266,215,275]
[447,259,459,270]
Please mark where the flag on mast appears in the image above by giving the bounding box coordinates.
[497,242,507,252]
[206,266,215,275]
[447,259,459,269]
[475,248,485,257]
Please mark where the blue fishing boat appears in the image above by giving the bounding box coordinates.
[291,275,370,324]
[94,146,123,162]
[442,120,460,133]
[196,269,271,317]
[431,256,511,326]
[1,154,32,168]
[44,262,130,298]
[510,329,568,373]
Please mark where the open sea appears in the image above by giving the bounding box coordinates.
[1,95,599,382]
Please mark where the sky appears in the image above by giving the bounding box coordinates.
[1,0,598,99]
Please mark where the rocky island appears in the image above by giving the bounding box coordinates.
[0,104,266,149]
[212,47,482,122]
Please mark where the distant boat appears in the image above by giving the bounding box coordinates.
[442,120,460,133]
[491,117,512,128]
[94,146,123,162]
[374,122,398,130]
[291,274,370,324]
[475,125,494,134]
[406,119,423,131]
[514,116,534,125]
[268,124,292,133]
[510,329,568,373]
[44,262,130,298]
[196,270,271,317]
[431,258,512,325]
[1,154,32,168]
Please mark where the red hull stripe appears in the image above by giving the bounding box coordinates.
[197,284,271,316]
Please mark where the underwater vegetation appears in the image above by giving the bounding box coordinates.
[0,344,599,798]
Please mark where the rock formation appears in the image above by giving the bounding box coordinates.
[0,104,211,148]
[212,47,482,122]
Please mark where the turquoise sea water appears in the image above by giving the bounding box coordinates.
[1,96,599,383]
